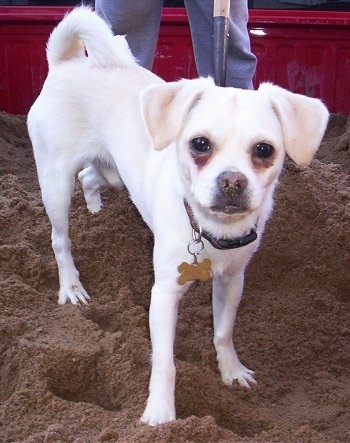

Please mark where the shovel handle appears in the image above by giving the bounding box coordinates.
[213,0,230,18]
[213,0,230,86]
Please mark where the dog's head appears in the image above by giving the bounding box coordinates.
[141,78,329,223]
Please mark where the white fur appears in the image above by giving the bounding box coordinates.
[27,7,329,426]
[46,7,135,68]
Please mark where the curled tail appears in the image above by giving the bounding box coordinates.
[46,6,135,69]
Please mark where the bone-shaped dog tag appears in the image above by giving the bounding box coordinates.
[177,258,212,285]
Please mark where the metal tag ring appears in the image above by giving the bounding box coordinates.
[187,238,204,256]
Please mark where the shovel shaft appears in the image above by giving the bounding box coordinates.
[213,0,230,86]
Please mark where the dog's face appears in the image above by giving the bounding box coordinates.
[174,87,287,220]
[141,78,329,221]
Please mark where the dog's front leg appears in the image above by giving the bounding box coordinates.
[212,273,256,388]
[141,280,183,426]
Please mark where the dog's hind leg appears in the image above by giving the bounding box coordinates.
[40,166,90,305]
[78,164,106,214]
[78,161,123,214]
[212,273,256,388]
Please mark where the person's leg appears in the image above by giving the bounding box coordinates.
[95,0,163,69]
[184,0,256,89]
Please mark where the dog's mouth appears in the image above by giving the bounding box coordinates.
[210,184,250,217]
[210,204,249,216]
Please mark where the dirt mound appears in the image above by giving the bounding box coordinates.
[0,111,349,442]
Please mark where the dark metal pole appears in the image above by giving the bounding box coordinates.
[213,0,230,87]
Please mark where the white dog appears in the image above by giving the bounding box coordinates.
[27,7,329,426]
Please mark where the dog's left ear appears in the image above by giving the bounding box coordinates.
[259,83,329,166]
[140,78,214,150]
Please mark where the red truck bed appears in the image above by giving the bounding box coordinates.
[0,6,349,115]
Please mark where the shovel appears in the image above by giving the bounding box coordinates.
[213,0,230,87]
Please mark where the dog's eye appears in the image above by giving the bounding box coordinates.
[190,137,211,155]
[254,142,274,159]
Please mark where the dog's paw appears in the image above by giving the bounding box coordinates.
[78,167,103,214]
[219,360,256,389]
[58,283,91,305]
[141,399,176,426]
[81,185,103,214]
[86,197,103,214]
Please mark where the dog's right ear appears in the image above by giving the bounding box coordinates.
[140,78,214,150]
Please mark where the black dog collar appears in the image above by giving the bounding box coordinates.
[184,200,257,251]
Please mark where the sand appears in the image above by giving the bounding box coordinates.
[0,110,349,442]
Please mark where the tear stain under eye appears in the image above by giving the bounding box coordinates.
[191,150,212,169]
[252,156,275,169]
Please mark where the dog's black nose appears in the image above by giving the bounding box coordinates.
[217,171,248,196]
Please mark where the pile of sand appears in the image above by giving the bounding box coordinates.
[0,111,349,442]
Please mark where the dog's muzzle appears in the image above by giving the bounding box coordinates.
[211,171,249,215]
[184,199,258,250]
